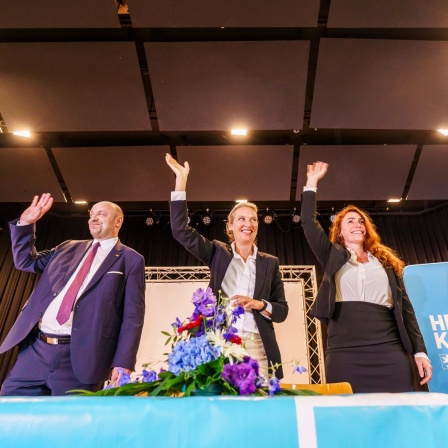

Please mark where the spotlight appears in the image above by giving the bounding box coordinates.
[291,208,301,224]
[145,210,159,226]
[201,209,212,226]
[262,209,275,225]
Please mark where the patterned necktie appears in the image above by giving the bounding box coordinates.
[56,242,101,325]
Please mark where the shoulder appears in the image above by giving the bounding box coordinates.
[118,242,144,260]
[257,251,279,263]
[58,239,89,250]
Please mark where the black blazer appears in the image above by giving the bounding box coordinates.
[300,190,427,355]
[170,200,288,378]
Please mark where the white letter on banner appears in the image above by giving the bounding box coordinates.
[434,332,448,349]
[429,315,446,331]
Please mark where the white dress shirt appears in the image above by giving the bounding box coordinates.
[39,237,118,335]
[335,249,393,308]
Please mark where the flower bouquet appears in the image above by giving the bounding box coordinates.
[78,287,312,397]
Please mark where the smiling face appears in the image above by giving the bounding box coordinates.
[88,201,123,241]
[227,206,258,248]
[339,211,366,247]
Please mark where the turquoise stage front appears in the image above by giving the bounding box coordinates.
[2,393,448,448]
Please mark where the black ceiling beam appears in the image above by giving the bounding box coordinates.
[0,128,445,149]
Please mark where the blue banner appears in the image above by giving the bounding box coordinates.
[403,262,448,393]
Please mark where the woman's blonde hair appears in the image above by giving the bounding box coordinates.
[329,205,405,276]
[226,202,258,243]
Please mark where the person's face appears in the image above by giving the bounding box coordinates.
[228,206,258,247]
[89,202,122,241]
[339,211,366,246]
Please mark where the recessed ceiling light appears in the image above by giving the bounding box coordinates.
[387,198,402,203]
[437,129,448,136]
[74,200,87,204]
[231,129,247,136]
[235,199,248,203]
[12,130,31,138]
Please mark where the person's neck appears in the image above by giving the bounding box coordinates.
[234,243,254,262]
[345,243,366,259]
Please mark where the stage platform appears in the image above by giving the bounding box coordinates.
[0,393,448,448]
[1,393,448,448]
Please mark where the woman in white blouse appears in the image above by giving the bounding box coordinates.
[301,161,432,392]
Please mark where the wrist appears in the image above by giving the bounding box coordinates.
[258,300,268,312]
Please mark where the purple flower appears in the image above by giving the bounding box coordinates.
[231,305,245,324]
[243,356,260,377]
[223,326,238,342]
[293,365,307,374]
[117,368,131,386]
[142,369,158,383]
[171,317,182,329]
[268,377,280,396]
[191,288,217,318]
[222,360,259,396]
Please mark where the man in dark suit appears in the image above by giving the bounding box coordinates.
[0,194,146,396]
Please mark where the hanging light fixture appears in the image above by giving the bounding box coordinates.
[201,209,213,225]
[262,208,275,225]
[291,208,301,224]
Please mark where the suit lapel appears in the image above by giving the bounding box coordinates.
[215,246,232,292]
[386,268,398,306]
[254,253,268,300]
[79,240,124,297]
[63,241,92,285]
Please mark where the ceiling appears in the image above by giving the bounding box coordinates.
[1,0,448,221]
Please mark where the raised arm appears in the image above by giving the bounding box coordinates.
[166,154,215,265]
[305,161,329,188]
[301,162,335,267]
[165,153,190,192]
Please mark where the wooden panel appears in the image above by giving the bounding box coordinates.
[0,148,65,202]
[296,145,415,201]
[311,39,448,130]
[0,42,151,132]
[146,41,309,131]
[177,145,293,201]
[131,0,319,27]
[0,0,119,28]
[407,145,448,200]
[53,146,171,202]
[328,0,448,28]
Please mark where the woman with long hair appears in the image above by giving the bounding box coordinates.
[301,161,432,392]
[165,154,288,378]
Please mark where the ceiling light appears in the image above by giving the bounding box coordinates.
[201,209,212,226]
[262,209,275,225]
[291,208,301,224]
[12,130,31,138]
[387,198,402,203]
[231,129,247,136]
[437,129,448,136]
[329,214,337,223]
[235,199,248,203]
[74,200,87,205]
